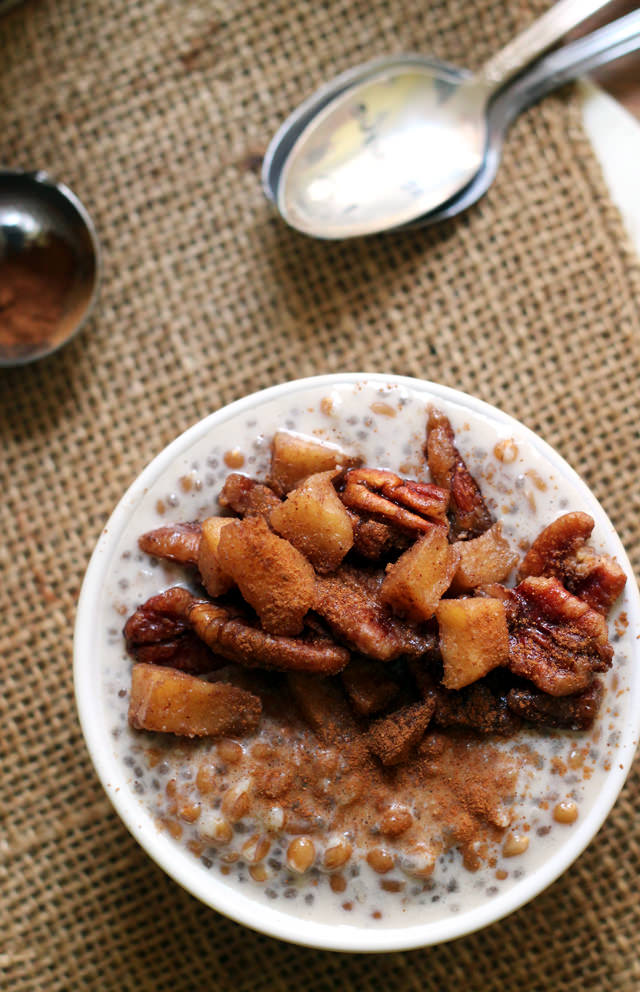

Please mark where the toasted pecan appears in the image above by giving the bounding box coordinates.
[368,700,436,765]
[507,679,604,730]
[340,468,448,533]
[518,512,626,614]
[504,576,613,696]
[187,596,350,674]
[314,565,436,661]
[138,522,202,564]
[425,408,493,540]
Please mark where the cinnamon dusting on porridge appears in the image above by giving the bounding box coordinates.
[105,383,630,925]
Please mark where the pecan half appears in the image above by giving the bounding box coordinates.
[507,679,603,730]
[425,408,493,540]
[409,663,521,736]
[314,564,436,661]
[341,657,400,716]
[187,596,350,675]
[518,512,626,614]
[349,514,410,560]
[138,522,202,564]
[368,700,436,765]
[124,587,221,674]
[504,576,613,696]
[287,673,358,743]
[340,467,449,533]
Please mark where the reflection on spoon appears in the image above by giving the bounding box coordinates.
[279,65,485,237]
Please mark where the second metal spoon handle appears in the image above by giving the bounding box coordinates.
[478,0,613,92]
[501,7,640,124]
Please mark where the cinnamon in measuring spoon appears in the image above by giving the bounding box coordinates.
[0,235,76,359]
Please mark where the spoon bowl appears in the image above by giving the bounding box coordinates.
[0,169,100,367]
[265,56,480,239]
[263,0,633,239]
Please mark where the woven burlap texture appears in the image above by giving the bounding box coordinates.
[1,0,639,989]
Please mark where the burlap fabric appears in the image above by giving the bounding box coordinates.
[2,0,640,988]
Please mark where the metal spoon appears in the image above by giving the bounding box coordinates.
[263,0,617,239]
[411,8,640,229]
[0,169,100,367]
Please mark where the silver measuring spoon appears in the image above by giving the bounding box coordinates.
[411,8,640,228]
[0,169,100,367]
[263,0,617,239]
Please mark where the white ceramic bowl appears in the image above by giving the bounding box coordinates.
[74,373,640,952]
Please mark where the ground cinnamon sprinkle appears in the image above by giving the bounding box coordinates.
[0,235,76,359]
[159,671,521,878]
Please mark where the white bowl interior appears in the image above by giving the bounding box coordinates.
[74,374,640,952]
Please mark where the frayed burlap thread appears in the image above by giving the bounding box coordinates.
[1,1,640,990]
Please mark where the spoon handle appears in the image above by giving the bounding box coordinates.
[479,0,614,93]
[500,7,640,126]
[417,8,640,229]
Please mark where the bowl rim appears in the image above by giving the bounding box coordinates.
[74,372,640,952]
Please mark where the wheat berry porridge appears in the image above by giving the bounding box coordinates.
[97,379,632,927]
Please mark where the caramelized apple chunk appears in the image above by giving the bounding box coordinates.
[436,598,509,690]
[197,517,234,597]
[270,470,354,572]
[451,523,518,592]
[268,431,360,496]
[128,662,261,737]
[381,526,459,621]
[217,517,315,635]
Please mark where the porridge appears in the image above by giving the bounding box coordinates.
[100,380,631,927]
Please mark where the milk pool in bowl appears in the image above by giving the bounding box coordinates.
[74,374,639,952]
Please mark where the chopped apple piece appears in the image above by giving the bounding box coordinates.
[268,431,360,495]
[128,663,261,737]
[270,470,354,572]
[436,597,509,690]
[197,517,234,597]
[451,523,518,592]
[217,517,316,635]
[381,526,459,621]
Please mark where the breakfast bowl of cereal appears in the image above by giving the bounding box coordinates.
[74,373,639,952]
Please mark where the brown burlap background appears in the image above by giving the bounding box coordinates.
[2,0,640,988]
